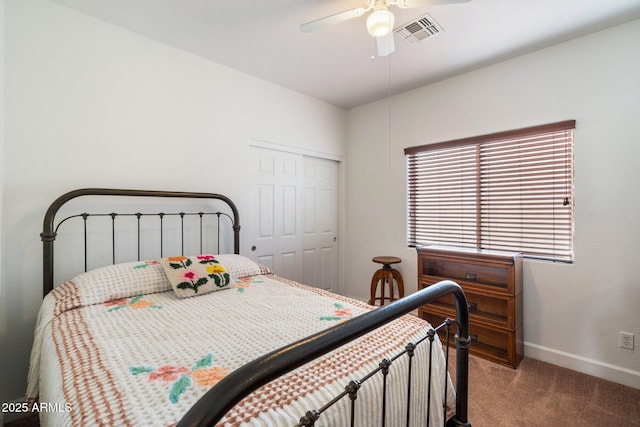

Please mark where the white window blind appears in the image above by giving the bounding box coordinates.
[405,120,575,262]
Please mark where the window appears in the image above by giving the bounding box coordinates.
[405,120,575,262]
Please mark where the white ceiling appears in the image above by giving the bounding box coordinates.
[51,0,640,109]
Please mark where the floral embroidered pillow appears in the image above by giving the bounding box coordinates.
[159,254,231,298]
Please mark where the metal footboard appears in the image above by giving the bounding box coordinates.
[177,280,471,427]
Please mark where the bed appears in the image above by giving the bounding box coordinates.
[28,188,472,426]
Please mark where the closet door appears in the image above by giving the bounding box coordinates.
[250,147,338,290]
[251,147,304,282]
[302,156,338,291]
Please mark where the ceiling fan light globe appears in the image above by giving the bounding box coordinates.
[367,9,394,37]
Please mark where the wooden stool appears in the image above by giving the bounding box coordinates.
[368,256,404,306]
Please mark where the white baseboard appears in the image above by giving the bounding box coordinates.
[525,342,640,389]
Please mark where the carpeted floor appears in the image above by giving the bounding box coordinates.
[456,353,640,426]
[6,354,640,426]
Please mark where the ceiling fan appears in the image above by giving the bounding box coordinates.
[300,0,470,57]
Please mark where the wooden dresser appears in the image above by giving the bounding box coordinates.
[417,246,523,368]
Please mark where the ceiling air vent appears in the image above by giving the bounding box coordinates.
[395,13,443,45]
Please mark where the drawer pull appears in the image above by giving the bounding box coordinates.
[467,302,478,312]
[465,272,477,281]
[469,333,478,343]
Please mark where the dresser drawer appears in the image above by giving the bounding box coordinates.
[420,310,523,368]
[417,247,522,295]
[421,259,510,291]
[420,279,517,329]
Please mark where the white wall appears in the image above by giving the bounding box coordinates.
[0,0,345,403]
[345,19,640,388]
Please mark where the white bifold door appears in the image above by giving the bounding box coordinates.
[250,147,338,292]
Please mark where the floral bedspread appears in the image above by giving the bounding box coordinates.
[27,257,454,426]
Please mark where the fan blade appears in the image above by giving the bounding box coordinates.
[376,33,395,57]
[397,0,470,8]
[300,7,367,33]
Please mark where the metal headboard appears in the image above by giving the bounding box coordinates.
[41,188,241,296]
